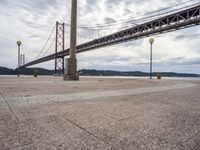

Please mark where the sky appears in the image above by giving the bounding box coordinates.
[0,0,200,74]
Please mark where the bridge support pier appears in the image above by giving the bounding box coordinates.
[63,58,79,80]
[63,0,79,81]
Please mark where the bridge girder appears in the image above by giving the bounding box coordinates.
[18,5,200,69]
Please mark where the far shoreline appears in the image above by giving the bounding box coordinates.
[0,75,199,81]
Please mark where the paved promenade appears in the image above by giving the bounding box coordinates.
[0,76,199,149]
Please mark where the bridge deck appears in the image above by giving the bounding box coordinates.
[19,4,200,69]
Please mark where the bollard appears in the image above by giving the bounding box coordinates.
[33,69,38,78]
[157,72,161,80]
[17,69,20,77]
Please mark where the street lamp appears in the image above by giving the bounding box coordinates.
[149,38,154,79]
[17,41,22,77]
[17,41,22,67]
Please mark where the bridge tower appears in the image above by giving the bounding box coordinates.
[55,21,65,75]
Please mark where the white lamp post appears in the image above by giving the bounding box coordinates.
[17,41,22,68]
[17,41,22,77]
[149,38,154,79]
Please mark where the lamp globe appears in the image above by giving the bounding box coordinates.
[17,41,22,46]
[149,38,154,44]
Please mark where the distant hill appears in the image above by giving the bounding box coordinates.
[78,69,149,76]
[0,66,54,75]
[0,66,15,75]
[0,67,199,77]
[79,69,200,77]
[20,68,54,75]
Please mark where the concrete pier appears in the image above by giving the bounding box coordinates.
[0,76,200,149]
[64,0,79,81]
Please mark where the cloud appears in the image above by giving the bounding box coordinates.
[0,0,200,74]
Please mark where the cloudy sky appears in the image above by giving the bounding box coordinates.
[0,0,200,73]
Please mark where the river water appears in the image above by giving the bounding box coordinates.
[0,75,199,81]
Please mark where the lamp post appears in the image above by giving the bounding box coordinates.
[23,54,25,65]
[21,54,23,66]
[17,41,22,77]
[149,38,154,79]
[17,41,22,68]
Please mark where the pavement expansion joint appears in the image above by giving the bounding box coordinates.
[48,100,120,150]
[174,129,200,149]
[6,142,33,150]
[8,82,196,108]
[0,92,19,122]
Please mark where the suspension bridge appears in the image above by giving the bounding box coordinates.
[18,1,200,75]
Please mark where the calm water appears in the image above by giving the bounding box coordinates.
[81,76,200,81]
[0,75,199,81]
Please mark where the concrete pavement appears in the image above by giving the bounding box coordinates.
[0,76,200,149]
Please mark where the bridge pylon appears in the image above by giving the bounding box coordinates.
[55,21,65,75]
